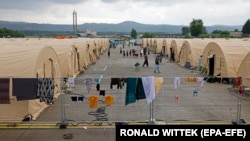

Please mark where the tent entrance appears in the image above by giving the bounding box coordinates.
[208,54,215,76]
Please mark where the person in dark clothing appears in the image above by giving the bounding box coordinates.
[142,54,149,67]
[108,49,110,58]
[154,55,160,73]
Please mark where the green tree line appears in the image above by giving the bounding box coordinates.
[0,27,25,38]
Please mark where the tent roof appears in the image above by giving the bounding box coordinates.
[203,39,250,77]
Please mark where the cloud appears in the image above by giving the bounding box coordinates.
[0,0,249,25]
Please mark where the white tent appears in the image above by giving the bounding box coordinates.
[0,38,61,121]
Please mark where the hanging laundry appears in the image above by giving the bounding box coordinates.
[175,95,179,103]
[185,77,198,82]
[155,77,163,95]
[0,78,10,104]
[105,95,114,106]
[174,77,181,88]
[85,77,92,94]
[71,95,84,102]
[89,95,98,108]
[135,77,146,100]
[12,78,39,101]
[197,77,204,86]
[142,76,155,104]
[125,77,137,105]
[67,77,75,88]
[193,88,198,97]
[99,90,105,96]
[94,77,101,84]
[96,84,100,91]
[37,78,54,104]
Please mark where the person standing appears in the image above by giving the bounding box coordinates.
[197,55,202,71]
[154,55,160,73]
[142,54,148,67]
[108,49,110,58]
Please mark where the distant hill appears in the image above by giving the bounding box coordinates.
[0,20,243,34]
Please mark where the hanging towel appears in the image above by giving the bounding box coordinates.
[85,77,92,94]
[135,77,146,100]
[67,77,75,87]
[174,77,181,88]
[37,78,54,104]
[105,95,114,106]
[12,78,39,101]
[155,77,163,95]
[142,76,155,104]
[94,77,101,84]
[89,95,98,108]
[125,77,137,105]
[197,77,204,86]
[0,78,10,104]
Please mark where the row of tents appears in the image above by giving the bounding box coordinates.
[1,37,250,121]
[142,38,250,87]
[0,38,109,121]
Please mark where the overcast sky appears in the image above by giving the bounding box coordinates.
[0,0,249,26]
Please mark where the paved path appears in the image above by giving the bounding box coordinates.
[1,45,250,141]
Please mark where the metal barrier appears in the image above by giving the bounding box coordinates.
[53,76,250,127]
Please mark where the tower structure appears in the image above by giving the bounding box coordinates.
[73,10,77,37]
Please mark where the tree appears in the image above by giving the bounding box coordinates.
[189,19,206,37]
[142,32,156,38]
[0,27,25,38]
[242,19,250,35]
[181,27,190,36]
[130,28,137,39]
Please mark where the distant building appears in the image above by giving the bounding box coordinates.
[229,31,243,37]
[77,29,97,37]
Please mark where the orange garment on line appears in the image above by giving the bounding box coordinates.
[155,77,163,95]
[89,95,99,108]
[184,77,198,82]
[105,95,114,106]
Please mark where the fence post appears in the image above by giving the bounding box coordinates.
[149,100,155,125]
[59,78,68,128]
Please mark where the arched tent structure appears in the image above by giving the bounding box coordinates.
[86,39,98,64]
[164,38,173,58]
[0,38,61,121]
[71,38,89,72]
[45,38,80,77]
[236,40,250,87]
[201,39,250,77]
[178,39,210,68]
[155,38,167,55]
[169,39,186,63]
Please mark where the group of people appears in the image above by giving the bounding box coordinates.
[108,46,163,73]
[142,52,161,73]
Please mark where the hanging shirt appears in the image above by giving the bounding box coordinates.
[85,78,92,94]
[125,77,137,105]
[142,76,155,104]
[0,78,10,104]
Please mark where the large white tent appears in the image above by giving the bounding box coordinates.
[0,38,61,121]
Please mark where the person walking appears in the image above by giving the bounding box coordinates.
[154,55,161,73]
[142,54,148,67]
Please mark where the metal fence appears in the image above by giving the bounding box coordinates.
[36,77,250,126]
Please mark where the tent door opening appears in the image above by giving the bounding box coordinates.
[208,55,215,76]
